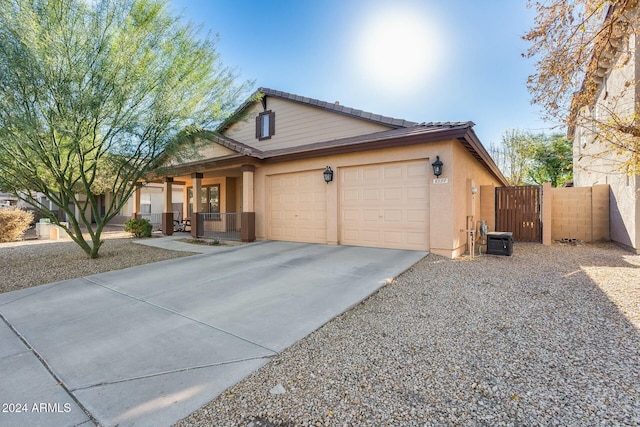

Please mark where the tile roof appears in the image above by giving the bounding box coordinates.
[258,87,418,128]
[258,121,507,185]
[206,88,507,184]
[261,121,475,158]
[198,130,264,159]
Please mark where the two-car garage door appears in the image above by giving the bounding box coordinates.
[267,160,429,251]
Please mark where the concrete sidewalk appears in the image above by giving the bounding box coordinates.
[0,240,425,427]
[132,233,253,254]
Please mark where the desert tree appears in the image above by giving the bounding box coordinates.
[528,133,574,187]
[490,129,573,187]
[524,0,640,173]
[489,129,540,186]
[0,0,250,258]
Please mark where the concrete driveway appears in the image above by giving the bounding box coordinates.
[0,241,425,427]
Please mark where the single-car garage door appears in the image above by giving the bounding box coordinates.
[268,170,327,243]
[340,160,429,251]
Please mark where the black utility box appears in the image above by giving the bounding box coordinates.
[486,232,513,256]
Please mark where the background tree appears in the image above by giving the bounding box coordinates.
[490,130,573,187]
[528,133,574,187]
[523,0,640,172]
[0,0,250,258]
[489,129,539,186]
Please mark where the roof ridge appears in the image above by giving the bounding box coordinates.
[415,121,475,128]
[258,87,418,128]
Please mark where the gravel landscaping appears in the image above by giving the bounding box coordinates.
[0,227,194,294]
[176,242,640,427]
[2,232,638,426]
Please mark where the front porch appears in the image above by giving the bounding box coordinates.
[131,164,256,242]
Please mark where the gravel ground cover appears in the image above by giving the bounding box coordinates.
[177,242,640,427]
[0,227,194,294]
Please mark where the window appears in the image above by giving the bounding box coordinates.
[187,185,220,216]
[256,110,275,140]
[141,194,151,214]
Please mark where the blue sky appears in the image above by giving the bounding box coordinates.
[170,0,559,148]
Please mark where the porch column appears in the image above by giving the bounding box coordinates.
[131,184,141,219]
[162,177,174,236]
[190,172,203,238]
[241,165,256,242]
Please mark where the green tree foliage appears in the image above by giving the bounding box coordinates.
[489,129,539,186]
[490,130,573,187]
[0,0,249,258]
[528,134,573,187]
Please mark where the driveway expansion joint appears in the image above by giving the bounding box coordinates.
[69,355,275,392]
[0,280,64,308]
[0,310,99,426]
[82,277,279,356]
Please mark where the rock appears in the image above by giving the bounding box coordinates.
[269,384,287,395]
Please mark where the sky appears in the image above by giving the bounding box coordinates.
[170,0,560,148]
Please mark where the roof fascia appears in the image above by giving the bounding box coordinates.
[460,128,509,185]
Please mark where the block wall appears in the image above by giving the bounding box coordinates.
[550,184,610,242]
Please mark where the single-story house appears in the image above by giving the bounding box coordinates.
[132,88,507,258]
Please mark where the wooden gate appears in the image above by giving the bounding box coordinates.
[495,186,542,242]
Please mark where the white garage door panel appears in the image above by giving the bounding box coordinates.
[340,160,429,251]
[268,170,327,243]
[408,232,428,244]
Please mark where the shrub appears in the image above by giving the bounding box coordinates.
[124,218,152,238]
[0,208,34,242]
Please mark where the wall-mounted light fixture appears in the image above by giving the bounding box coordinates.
[431,156,443,177]
[323,166,334,184]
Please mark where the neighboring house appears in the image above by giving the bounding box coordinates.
[14,191,85,223]
[10,189,117,225]
[119,183,184,229]
[138,88,507,258]
[0,192,17,207]
[570,4,640,253]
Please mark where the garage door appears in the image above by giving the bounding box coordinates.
[268,170,327,243]
[340,160,429,251]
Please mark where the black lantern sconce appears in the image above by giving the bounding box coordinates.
[431,156,443,177]
[323,166,334,184]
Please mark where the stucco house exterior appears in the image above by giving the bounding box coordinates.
[0,191,17,207]
[570,3,640,253]
[132,88,507,258]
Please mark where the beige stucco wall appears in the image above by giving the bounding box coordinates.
[226,97,392,152]
[480,185,496,233]
[573,29,640,251]
[249,139,502,258]
[167,140,237,167]
[550,184,610,242]
[450,142,503,257]
[120,184,183,216]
